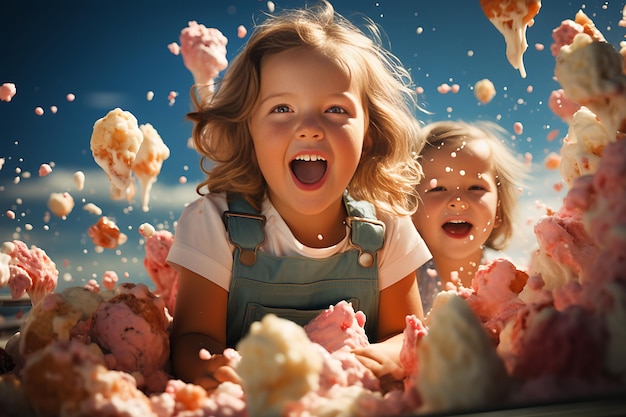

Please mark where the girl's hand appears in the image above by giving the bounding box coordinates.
[194,349,242,393]
[352,344,405,393]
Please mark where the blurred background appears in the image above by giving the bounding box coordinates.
[0,0,624,297]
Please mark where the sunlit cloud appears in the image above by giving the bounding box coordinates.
[82,92,133,110]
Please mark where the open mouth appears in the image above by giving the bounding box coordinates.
[442,220,472,237]
[290,155,327,184]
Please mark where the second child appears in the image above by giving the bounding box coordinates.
[412,120,527,313]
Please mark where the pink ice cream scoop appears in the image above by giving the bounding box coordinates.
[303,300,369,353]
[0,82,16,102]
[179,21,228,85]
[90,283,170,393]
[463,258,528,342]
[548,89,581,122]
[550,19,584,56]
[143,230,179,314]
[0,240,58,305]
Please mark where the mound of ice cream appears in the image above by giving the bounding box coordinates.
[417,294,511,414]
[13,287,104,364]
[90,283,171,393]
[237,314,324,417]
[479,0,542,78]
[22,340,155,417]
[2,7,626,417]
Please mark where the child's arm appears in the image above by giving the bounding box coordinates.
[170,267,240,390]
[378,270,424,338]
[352,272,423,389]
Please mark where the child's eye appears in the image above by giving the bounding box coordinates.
[469,185,486,191]
[427,186,445,192]
[326,106,347,114]
[271,104,291,113]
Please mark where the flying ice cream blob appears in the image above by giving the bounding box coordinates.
[134,123,170,212]
[179,21,228,104]
[87,216,127,249]
[73,170,85,191]
[474,78,497,104]
[480,0,542,78]
[0,82,16,102]
[179,21,228,84]
[47,192,75,218]
[90,108,143,199]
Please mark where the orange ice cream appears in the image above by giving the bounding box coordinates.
[87,216,127,249]
[480,0,542,78]
[134,123,170,212]
[90,108,143,198]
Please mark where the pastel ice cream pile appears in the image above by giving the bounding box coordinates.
[490,9,626,403]
[22,340,156,417]
[90,108,170,211]
[12,287,104,365]
[90,283,171,393]
[3,8,626,417]
[2,282,171,402]
[479,0,542,78]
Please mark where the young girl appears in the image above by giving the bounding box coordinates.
[412,120,527,313]
[167,1,431,392]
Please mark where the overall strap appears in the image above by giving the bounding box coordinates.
[343,191,385,268]
[223,194,265,266]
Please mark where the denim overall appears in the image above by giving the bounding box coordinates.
[223,191,385,348]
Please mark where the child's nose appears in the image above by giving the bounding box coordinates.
[448,197,468,210]
[296,114,323,140]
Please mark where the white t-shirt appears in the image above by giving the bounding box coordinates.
[167,192,432,291]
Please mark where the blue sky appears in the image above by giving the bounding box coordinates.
[1,1,624,292]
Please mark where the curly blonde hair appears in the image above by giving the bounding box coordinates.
[188,1,424,216]
[418,120,528,250]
